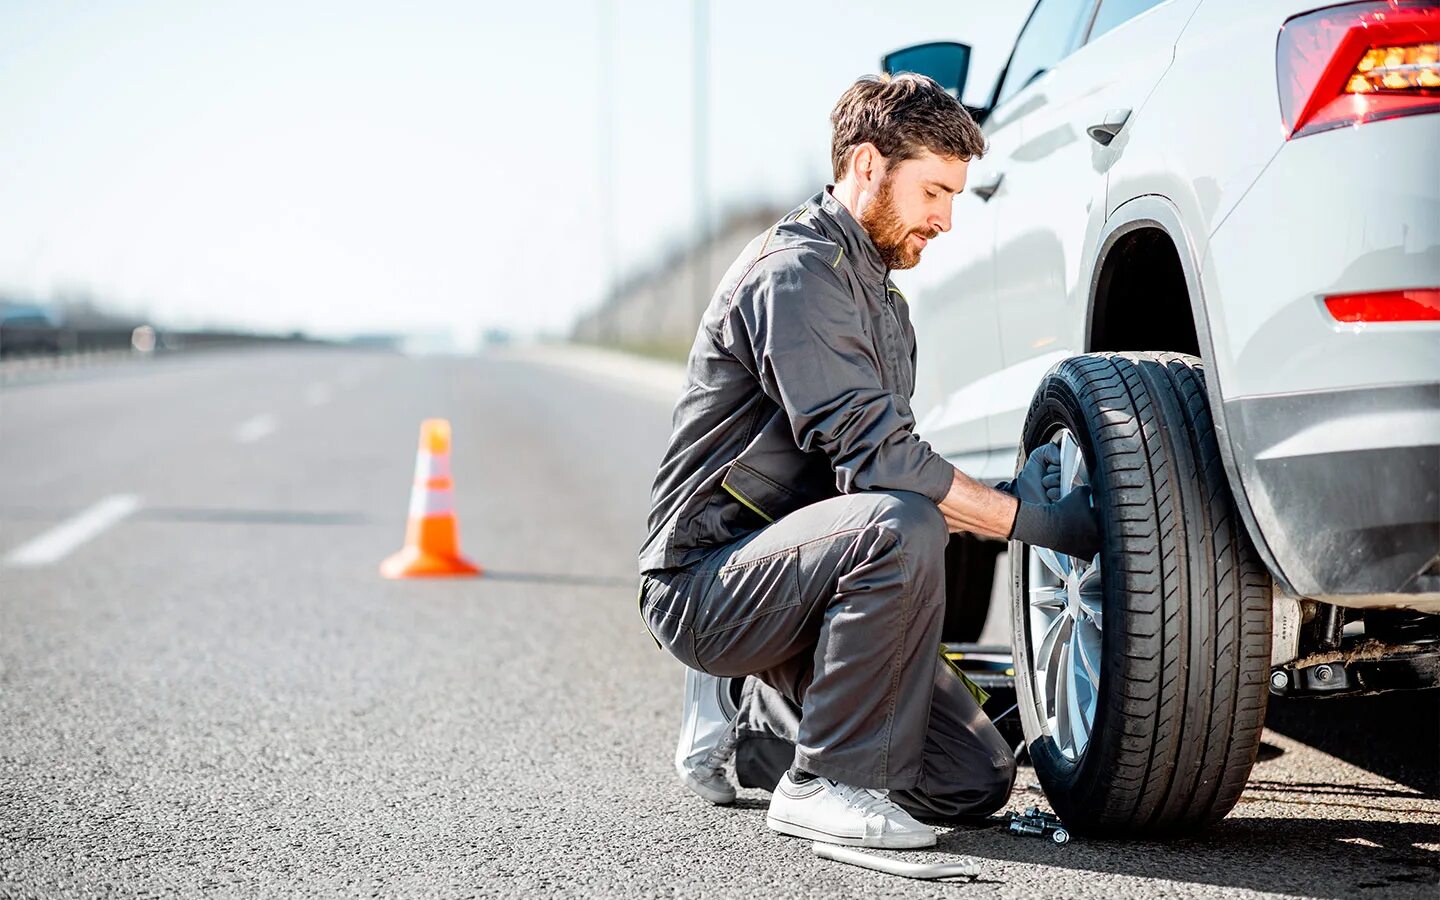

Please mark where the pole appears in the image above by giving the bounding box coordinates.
[597,0,617,322]
[691,0,710,313]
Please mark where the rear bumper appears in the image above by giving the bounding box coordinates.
[1224,382,1439,606]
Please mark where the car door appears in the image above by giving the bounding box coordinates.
[905,106,1021,467]
[987,0,1203,449]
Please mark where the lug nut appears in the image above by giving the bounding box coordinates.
[1270,670,1289,690]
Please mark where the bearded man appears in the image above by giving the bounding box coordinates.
[637,73,1102,849]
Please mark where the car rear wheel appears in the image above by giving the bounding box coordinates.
[1009,351,1272,836]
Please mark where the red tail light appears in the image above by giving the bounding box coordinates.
[1324,288,1440,322]
[1277,1,1440,139]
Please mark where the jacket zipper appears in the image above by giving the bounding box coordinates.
[882,289,903,386]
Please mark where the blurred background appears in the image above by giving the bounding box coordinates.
[0,0,1029,360]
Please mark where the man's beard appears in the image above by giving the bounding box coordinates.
[858,174,938,270]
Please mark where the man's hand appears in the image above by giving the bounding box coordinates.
[997,443,1062,505]
[937,441,1104,560]
[1009,486,1104,560]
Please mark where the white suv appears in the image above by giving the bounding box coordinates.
[885,0,1439,836]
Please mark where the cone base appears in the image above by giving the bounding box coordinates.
[380,546,483,579]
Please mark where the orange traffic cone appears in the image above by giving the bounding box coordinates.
[380,419,483,578]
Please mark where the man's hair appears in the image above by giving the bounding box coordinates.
[830,73,986,181]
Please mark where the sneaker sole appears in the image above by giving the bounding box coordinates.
[765,813,936,849]
[677,763,735,805]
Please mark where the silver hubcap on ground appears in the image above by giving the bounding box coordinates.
[1025,429,1103,762]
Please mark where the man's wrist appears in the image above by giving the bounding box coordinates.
[1007,497,1035,542]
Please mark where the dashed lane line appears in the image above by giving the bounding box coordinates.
[3,494,143,567]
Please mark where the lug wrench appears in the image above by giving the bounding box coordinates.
[811,843,982,880]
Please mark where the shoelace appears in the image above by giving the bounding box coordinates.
[696,720,739,776]
[829,780,905,820]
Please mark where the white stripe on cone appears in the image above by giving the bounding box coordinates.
[409,486,456,519]
[412,450,452,482]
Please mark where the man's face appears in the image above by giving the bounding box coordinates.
[857,149,969,270]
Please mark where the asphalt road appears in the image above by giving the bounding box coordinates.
[1,346,1436,899]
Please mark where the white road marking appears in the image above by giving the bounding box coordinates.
[3,494,142,567]
[305,382,332,406]
[235,414,277,443]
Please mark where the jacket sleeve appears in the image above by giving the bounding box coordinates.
[720,248,956,503]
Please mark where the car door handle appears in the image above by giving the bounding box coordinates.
[1086,108,1132,146]
[970,172,1004,202]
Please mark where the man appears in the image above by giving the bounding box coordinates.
[638,73,1101,849]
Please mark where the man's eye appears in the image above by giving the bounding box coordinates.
[925,190,937,199]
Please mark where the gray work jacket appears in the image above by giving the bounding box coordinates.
[638,186,956,574]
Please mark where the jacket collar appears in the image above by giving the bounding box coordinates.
[815,185,889,286]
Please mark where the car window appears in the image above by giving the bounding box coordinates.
[994,0,1096,109]
[1086,0,1168,43]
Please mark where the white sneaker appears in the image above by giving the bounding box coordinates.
[766,772,936,849]
[674,668,741,805]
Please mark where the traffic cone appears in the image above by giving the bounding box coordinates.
[380,419,482,578]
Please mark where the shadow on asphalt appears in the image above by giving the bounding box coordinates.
[937,815,1440,899]
[1264,689,1439,796]
[927,689,1440,897]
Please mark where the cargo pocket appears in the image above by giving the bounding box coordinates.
[720,461,794,524]
[641,572,705,672]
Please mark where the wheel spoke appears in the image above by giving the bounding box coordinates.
[1029,585,1066,610]
[1053,638,1072,753]
[1064,638,1090,752]
[1077,590,1104,628]
[1077,562,1104,630]
[1035,608,1069,675]
[1074,619,1100,683]
[1059,431,1082,493]
[1035,546,1071,581]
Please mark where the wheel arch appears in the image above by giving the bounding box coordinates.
[1083,195,1290,595]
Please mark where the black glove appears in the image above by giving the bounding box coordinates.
[1041,458,1062,503]
[1008,484,1103,560]
[996,443,1063,506]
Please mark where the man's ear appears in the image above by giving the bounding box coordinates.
[851,142,885,192]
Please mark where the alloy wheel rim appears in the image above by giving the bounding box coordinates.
[1024,428,1103,762]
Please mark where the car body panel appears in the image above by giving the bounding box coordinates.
[1202,112,1440,399]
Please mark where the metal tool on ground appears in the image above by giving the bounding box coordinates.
[811,842,981,881]
[380,418,483,579]
[1003,807,1070,844]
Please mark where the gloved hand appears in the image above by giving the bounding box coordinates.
[996,442,1063,506]
[1008,484,1103,561]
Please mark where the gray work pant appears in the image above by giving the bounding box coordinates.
[641,489,1016,817]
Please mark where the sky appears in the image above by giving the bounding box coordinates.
[0,1,1031,345]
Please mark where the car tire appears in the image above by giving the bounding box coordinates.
[1009,351,1272,836]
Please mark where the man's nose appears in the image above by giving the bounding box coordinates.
[932,208,951,234]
